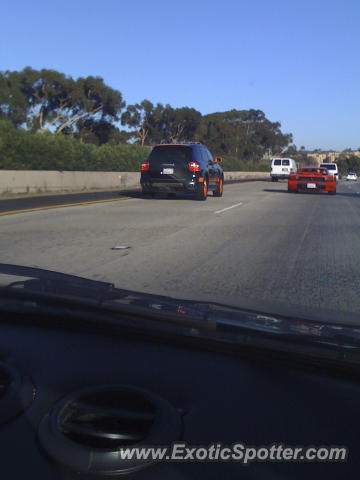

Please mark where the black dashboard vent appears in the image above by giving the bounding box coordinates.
[38,385,182,475]
[0,360,34,424]
[60,388,155,449]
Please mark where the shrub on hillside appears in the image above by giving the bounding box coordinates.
[0,121,268,172]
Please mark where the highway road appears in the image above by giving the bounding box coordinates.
[1,179,360,323]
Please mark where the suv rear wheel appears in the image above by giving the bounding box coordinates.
[196,178,208,201]
[213,177,223,197]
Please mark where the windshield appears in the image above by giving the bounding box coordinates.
[0,0,359,334]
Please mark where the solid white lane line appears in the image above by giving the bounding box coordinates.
[214,202,243,214]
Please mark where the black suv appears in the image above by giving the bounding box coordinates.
[140,142,224,200]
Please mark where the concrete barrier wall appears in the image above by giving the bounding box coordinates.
[224,171,269,181]
[0,170,269,195]
[0,171,140,195]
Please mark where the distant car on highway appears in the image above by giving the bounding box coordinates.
[288,167,337,195]
[270,157,297,182]
[320,162,339,181]
[140,142,224,200]
[346,171,357,181]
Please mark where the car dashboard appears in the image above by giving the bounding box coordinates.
[0,309,359,479]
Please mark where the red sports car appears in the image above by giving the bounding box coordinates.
[288,167,337,195]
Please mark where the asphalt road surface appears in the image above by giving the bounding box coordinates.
[1,180,360,323]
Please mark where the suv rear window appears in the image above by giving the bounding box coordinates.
[149,146,191,164]
[273,160,281,166]
[282,160,290,166]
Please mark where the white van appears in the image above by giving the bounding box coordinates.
[319,163,339,181]
[270,158,297,182]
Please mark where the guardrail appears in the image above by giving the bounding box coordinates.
[0,170,269,196]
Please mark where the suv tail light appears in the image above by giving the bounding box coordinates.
[188,162,201,173]
[141,161,149,172]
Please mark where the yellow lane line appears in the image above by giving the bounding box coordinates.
[0,196,131,216]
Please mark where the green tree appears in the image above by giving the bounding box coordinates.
[0,70,29,126]
[121,100,154,146]
[337,154,360,174]
[197,109,292,162]
[122,102,202,145]
[0,68,125,136]
[75,118,118,145]
[284,144,298,156]
[159,106,202,143]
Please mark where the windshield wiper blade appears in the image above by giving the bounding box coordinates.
[0,263,117,302]
[0,263,114,291]
[0,264,203,305]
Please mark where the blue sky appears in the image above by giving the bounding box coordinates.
[1,0,359,150]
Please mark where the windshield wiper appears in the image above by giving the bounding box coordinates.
[0,263,210,330]
[0,263,114,297]
[1,264,360,368]
[0,263,202,305]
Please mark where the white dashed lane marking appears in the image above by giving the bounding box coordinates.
[214,202,243,214]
